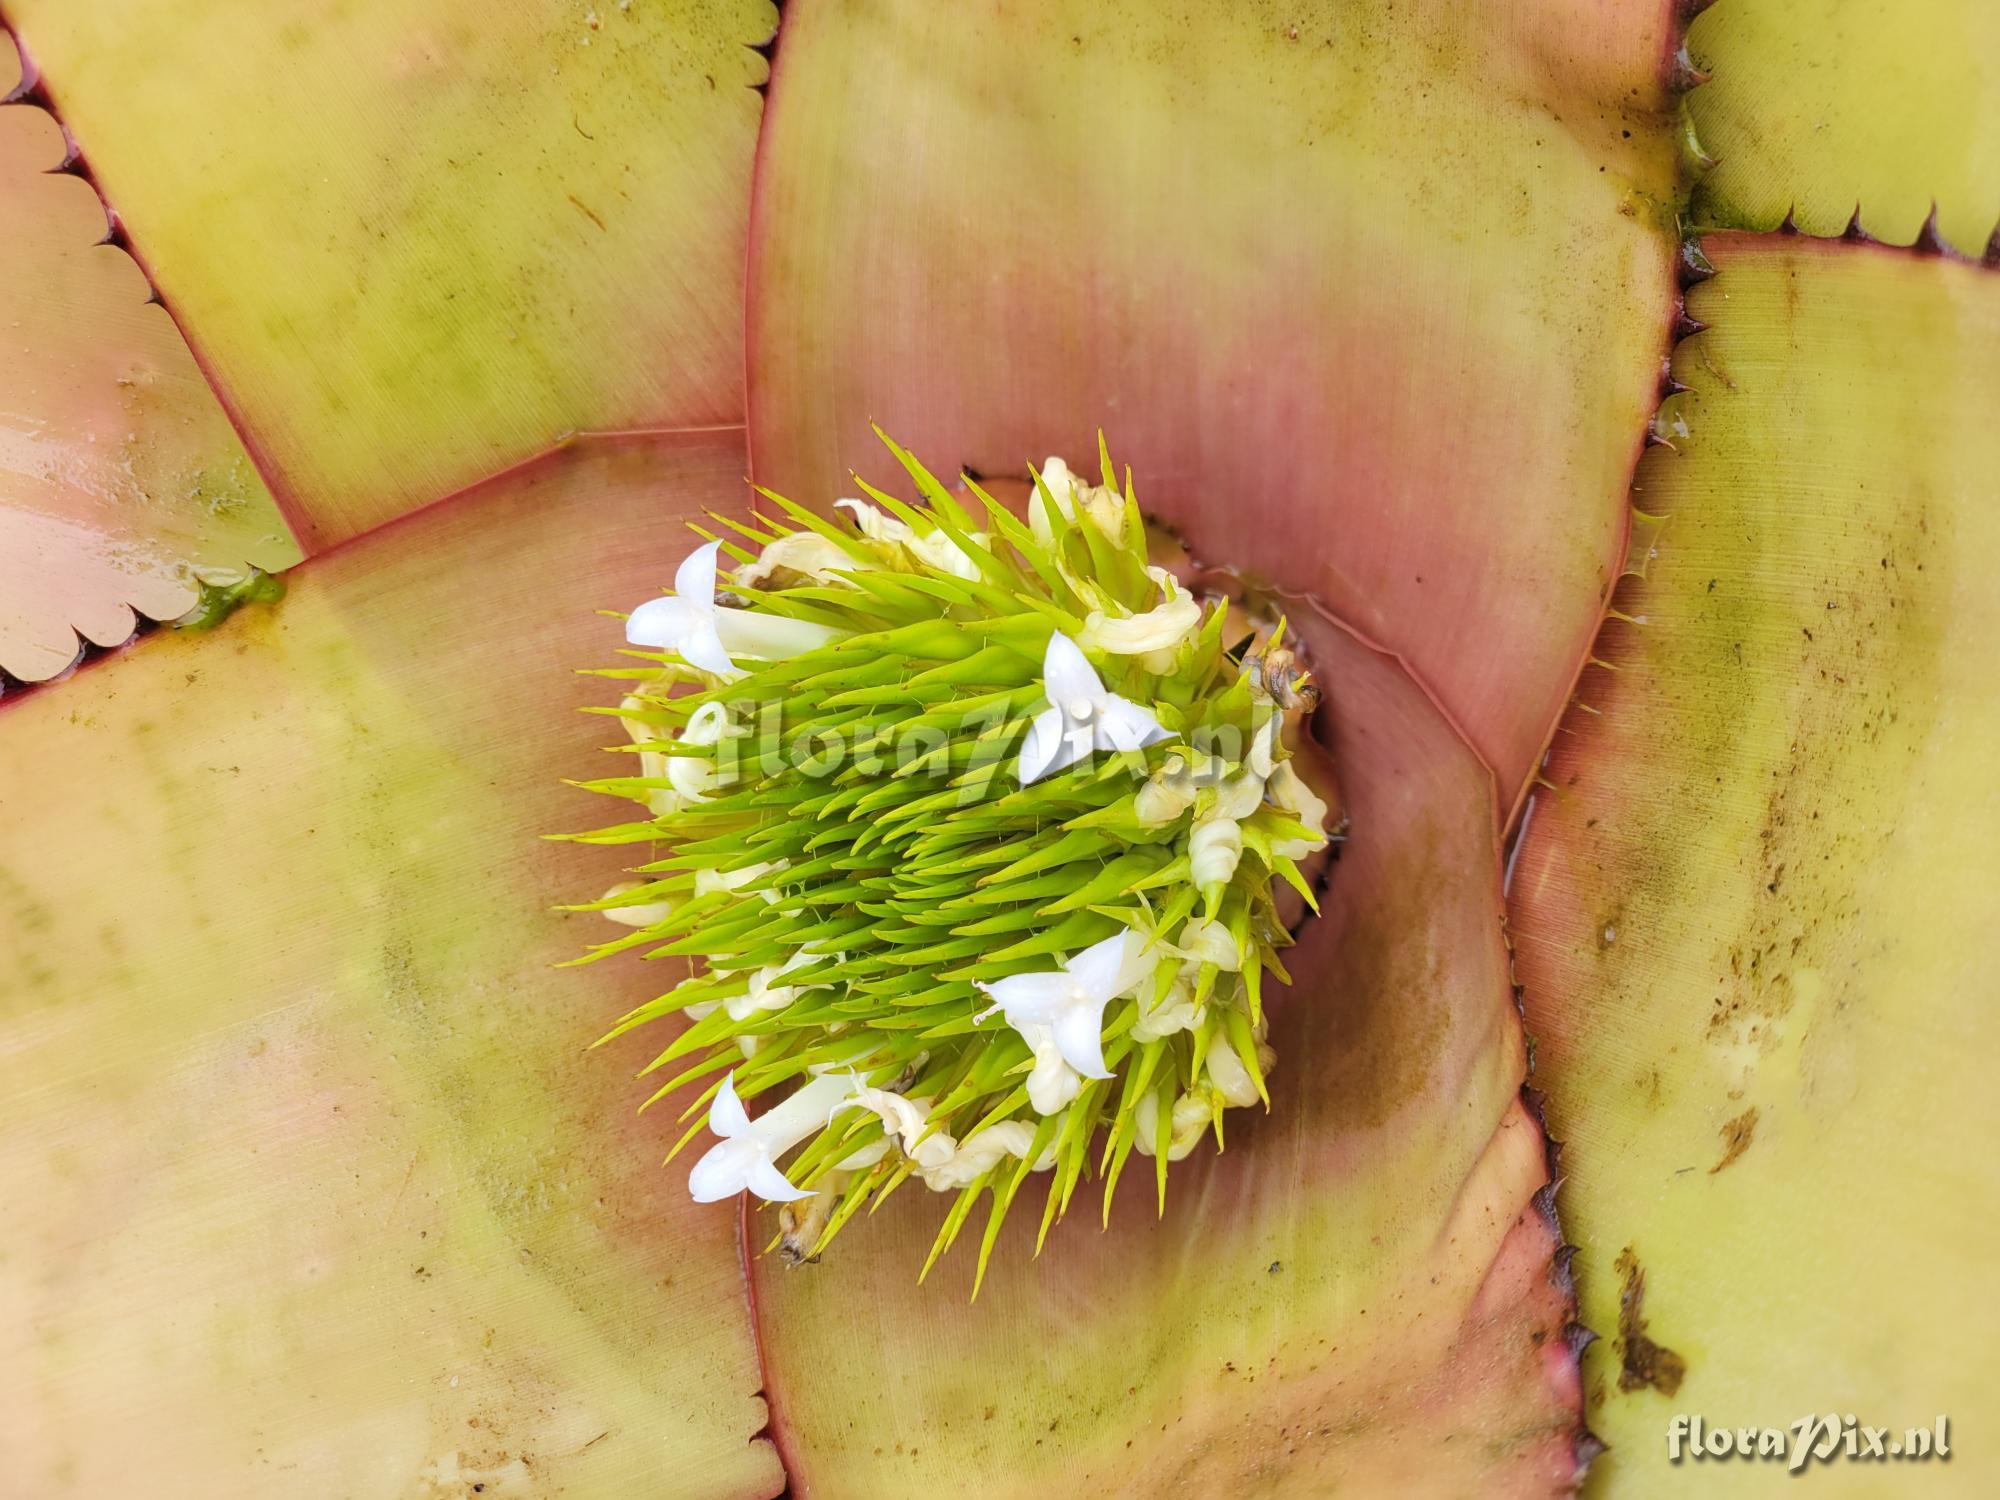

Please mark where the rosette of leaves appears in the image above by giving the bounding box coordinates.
[10,1,2000,1496]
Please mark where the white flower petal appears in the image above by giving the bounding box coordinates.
[1081,571,1202,656]
[853,1089,958,1168]
[1038,456,1080,517]
[1205,1044,1262,1108]
[1092,693,1171,754]
[676,618,739,680]
[725,955,820,1022]
[1190,815,1245,888]
[1132,1093,1163,1158]
[977,969,1076,1025]
[918,1121,1046,1191]
[744,1156,815,1203]
[1214,767,1267,821]
[634,537,841,677]
[1020,632,1172,781]
[968,1120,1044,1165]
[708,1072,752,1138]
[1268,761,1331,836]
[834,497,913,545]
[618,692,657,745]
[1134,754,1199,826]
[908,526,985,581]
[1015,703,1075,786]
[661,702,728,802]
[666,752,717,804]
[693,859,781,899]
[1130,977,1202,1042]
[734,530,861,588]
[688,1138,756,1202]
[1029,459,1069,549]
[835,498,986,579]
[852,1087,930,1143]
[1051,1001,1112,1080]
[682,702,732,746]
[633,748,683,816]
[673,538,722,604]
[601,898,674,928]
[1067,930,1135,1002]
[1036,455,1128,538]
[1025,1026,1083,1115]
[624,594,701,650]
[1081,602,1194,656]
[1041,631,1108,712]
[1178,917,1241,970]
[1248,716,1281,779]
[1134,1091,1212,1161]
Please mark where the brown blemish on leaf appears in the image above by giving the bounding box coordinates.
[1708,1106,1757,1174]
[1613,1247,1686,1396]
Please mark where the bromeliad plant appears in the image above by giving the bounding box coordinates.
[13,1,2000,1495]
[567,435,1334,1279]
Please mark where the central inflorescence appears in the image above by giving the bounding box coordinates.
[571,435,1336,1284]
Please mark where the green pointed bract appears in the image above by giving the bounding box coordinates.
[571,437,1335,1271]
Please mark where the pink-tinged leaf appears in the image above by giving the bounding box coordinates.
[0,35,299,683]
[752,614,1588,1498]
[746,0,1680,808]
[0,432,782,1500]
[3,0,777,549]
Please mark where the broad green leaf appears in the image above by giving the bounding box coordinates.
[1688,0,2000,253]
[1512,237,2000,1495]
[753,614,1588,1496]
[0,433,781,1500]
[746,0,1681,806]
[0,36,299,682]
[3,0,778,547]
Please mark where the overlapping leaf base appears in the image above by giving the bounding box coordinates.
[1512,236,2000,1494]
[0,435,782,1500]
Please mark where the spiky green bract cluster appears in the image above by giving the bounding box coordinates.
[567,435,1329,1288]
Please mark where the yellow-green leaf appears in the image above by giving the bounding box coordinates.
[1513,236,2000,1495]
[1688,0,2000,252]
[4,0,777,546]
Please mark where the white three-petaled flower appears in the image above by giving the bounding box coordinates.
[627,539,842,680]
[974,930,1147,1082]
[1016,631,1172,786]
[627,540,738,679]
[687,1071,855,1204]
